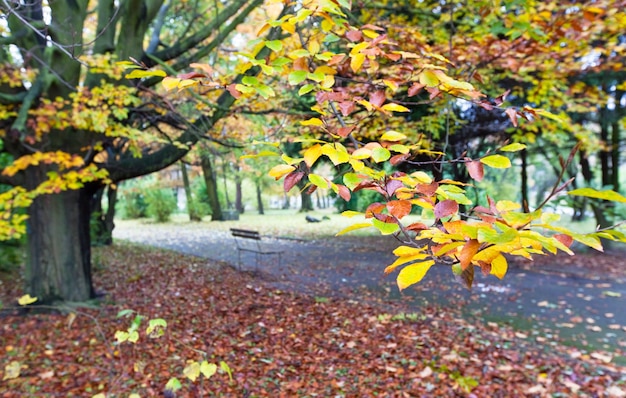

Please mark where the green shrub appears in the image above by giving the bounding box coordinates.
[145,188,177,222]
[119,191,147,219]
[0,239,24,273]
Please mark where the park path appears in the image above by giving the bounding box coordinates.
[113,219,626,356]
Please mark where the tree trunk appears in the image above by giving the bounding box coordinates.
[221,157,232,209]
[299,180,314,212]
[91,184,117,246]
[520,149,529,212]
[180,161,201,221]
[26,188,95,303]
[255,181,264,215]
[611,120,620,192]
[201,154,223,221]
[234,162,244,214]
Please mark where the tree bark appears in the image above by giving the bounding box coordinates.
[201,154,223,221]
[180,161,201,221]
[234,162,244,214]
[26,187,95,303]
[520,149,529,212]
[255,181,264,215]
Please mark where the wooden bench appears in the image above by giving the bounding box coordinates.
[230,228,283,270]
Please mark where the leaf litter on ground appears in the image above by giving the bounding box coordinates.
[0,243,625,396]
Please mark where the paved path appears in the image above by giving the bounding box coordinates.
[113,219,626,356]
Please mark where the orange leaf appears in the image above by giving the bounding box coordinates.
[554,233,573,248]
[387,200,412,219]
[336,184,351,201]
[365,202,386,218]
[459,239,480,270]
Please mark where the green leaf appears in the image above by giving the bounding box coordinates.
[220,361,233,381]
[114,330,129,343]
[288,70,308,85]
[298,84,315,96]
[372,218,399,235]
[371,147,391,163]
[116,309,134,318]
[500,143,526,152]
[255,84,275,99]
[397,260,435,291]
[200,361,218,378]
[568,188,626,203]
[308,173,329,189]
[269,57,291,67]
[165,377,182,393]
[265,40,283,51]
[146,318,167,337]
[241,76,259,86]
[343,173,361,190]
[480,155,511,169]
[128,330,139,343]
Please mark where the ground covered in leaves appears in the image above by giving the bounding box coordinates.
[1,244,625,396]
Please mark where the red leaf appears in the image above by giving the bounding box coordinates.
[427,87,441,100]
[338,101,355,116]
[374,213,396,223]
[406,222,429,232]
[416,182,439,196]
[346,30,363,42]
[336,184,351,201]
[178,72,206,80]
[505,107,518,127]
[284,171,304,192]
[466,160,484,182]
[226,84,241,99]
[390,153,410,166]
[353,180,377,193]
[434,200,459,220]
[494,89,510,106]
[336,126,355,138]
[477,100,494,111]
[408,82,425,97]
[554,234,573,248]
[306,184,317,195]
[365,202,386,218]
[385,179,404,196]
[387,200,412,219]
[369,90,386,108]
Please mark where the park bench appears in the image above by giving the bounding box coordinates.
[230,228,283,270]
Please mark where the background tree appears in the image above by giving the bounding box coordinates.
[0,0,272,303]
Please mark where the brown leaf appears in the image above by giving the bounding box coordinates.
[554,233,573,248]
[406,222,429,232]
[345,30,363,42]
[226,84,241,99]
[455,264,474,289]
[338,101,355,117]
[177,72,206,80]
[434,199,459,220]
[336,126,354,138]
[466,160,484,182]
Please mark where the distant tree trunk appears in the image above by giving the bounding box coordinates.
[255,181,264,215]
[221,157,232,209]
[180,161,201,221]
[234,162,244,214]
[298,179,313,212]
[611,120,620,192]
[599,109,611,187]
[282,192,290,209]
[201,154,223,221]
[26,184,95,303]
[520,149,529,212]
[316,190,322,209]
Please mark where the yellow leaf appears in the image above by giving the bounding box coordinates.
[161,77,180,91]
[177,79,198,89]
[17,294,37,306]
[303,144,323,167]
[480,155,511,169]
[384,253,430,275]
[350,53,366,73]
[200,361,217,378]
[495,200,521,212]
[336,222,372,236]
[350,41,370,56]
[183,362,200,382]
[300,117,324,127]
[419,70,439,87]
[3,361,20,380]
[341,210,363,218]
[381,103,410,113]
[500,143,527,152]
[125,69,166,79]
[363,29,380,39]
[268,164,295,180]
[490,254,508,279]
[397,260,435,291]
